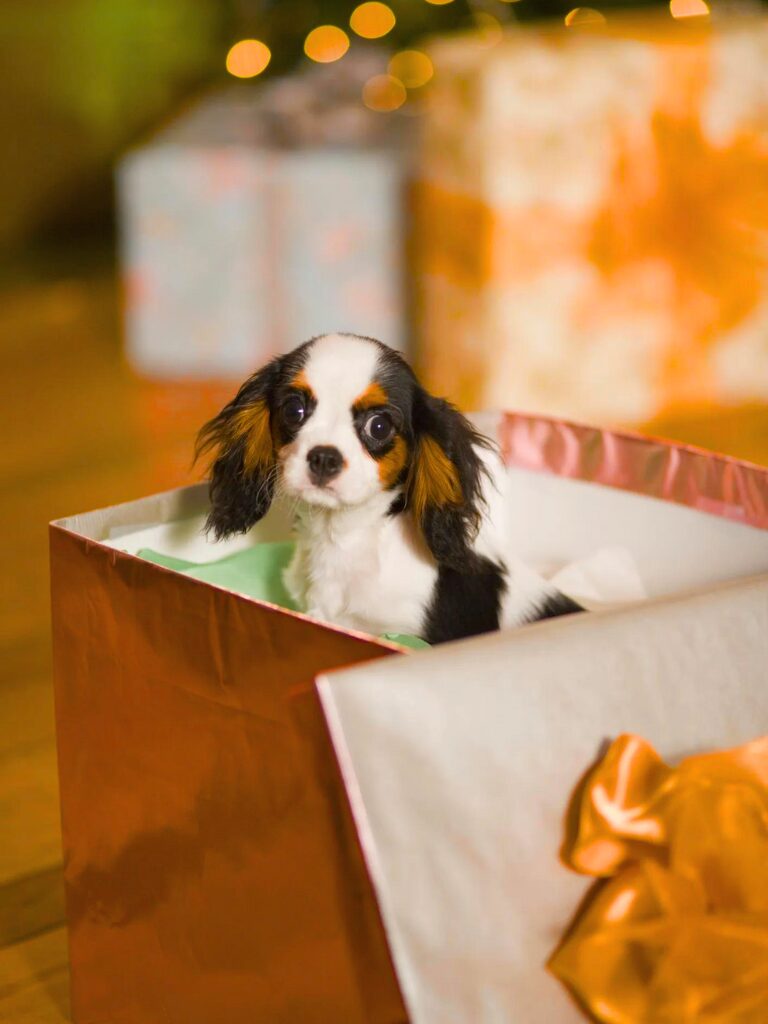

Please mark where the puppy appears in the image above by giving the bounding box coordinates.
[197,333,581,644]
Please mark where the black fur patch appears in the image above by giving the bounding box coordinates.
[525,592,584,625]
[387,493,407,516]
[422,555,507,645]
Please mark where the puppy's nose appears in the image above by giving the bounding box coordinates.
[307,445,344,485]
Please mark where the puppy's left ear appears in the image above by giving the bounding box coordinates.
[195,360,280,539]
[407,389,490,568]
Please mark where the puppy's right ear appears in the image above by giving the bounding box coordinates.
[195,360,280,539]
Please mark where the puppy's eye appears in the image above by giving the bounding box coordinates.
[281,395,306,428]
[364,412,394,444]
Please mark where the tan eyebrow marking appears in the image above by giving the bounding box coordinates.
[353,382,388,412]
[290,370,314,397]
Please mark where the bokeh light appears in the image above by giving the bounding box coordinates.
[670,0,709,17]
[226,39,272,79]
[362,74,408,112]
[350,2,396,39]
[304,25,351,63]
[564,7,607,25]
[474,13,503,46]
[388,50,434,89]
[424,0,455,6]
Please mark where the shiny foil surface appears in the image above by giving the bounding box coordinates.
[50,525,407,1023]
[501,412,768,531]
[50,415,768,1022]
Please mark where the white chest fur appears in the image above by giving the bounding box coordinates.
[282,452,558,639]
[283,493,438,638]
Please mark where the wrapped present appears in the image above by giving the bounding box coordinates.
[51,414,768,1022]
[414,15,768,423]
[118,54,407,379]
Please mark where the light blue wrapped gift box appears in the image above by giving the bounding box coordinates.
[118,81,408,378]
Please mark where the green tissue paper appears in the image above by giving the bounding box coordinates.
[137,543,429,649]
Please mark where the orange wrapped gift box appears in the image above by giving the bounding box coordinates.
[414,16,768,423]
[51,412,768,1022]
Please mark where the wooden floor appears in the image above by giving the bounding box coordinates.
[1,259,767,1021]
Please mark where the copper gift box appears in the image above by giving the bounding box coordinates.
[50,412,768,1024]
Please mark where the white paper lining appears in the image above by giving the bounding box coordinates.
[85,464,768,605]
[319,574,768,1023]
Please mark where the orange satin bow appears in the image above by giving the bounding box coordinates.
[549,734,768,1023]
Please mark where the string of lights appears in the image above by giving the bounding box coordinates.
[224,0,712,109]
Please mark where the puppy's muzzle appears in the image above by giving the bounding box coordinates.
[307,445,344,486]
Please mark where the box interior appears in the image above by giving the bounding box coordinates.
[86,466,768,607]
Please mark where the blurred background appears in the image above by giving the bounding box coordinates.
[2,0,768,1018]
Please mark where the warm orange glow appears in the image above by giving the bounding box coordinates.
[304,25,350,63]
[388,50,434,89]
[670,0,709,17]
[550,734,768,1023]
[225,39,272,78]
[564,7,607,25]
[474,12,503,46]
[362,74,407,112]
[424,0,454,5]
[350,1,396,39]
[588,92,768,402]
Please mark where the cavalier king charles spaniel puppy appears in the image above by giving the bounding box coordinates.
[197,333,582,644]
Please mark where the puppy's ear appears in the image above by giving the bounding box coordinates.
[406,390,490,567]
[195,360,280,539]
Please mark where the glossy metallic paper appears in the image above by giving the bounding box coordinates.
[50,413,768,1022]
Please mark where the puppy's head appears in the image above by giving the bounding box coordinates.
[197,333,489,565]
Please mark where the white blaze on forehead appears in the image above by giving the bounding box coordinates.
[302,334,380,410]
[279,333,384,506]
